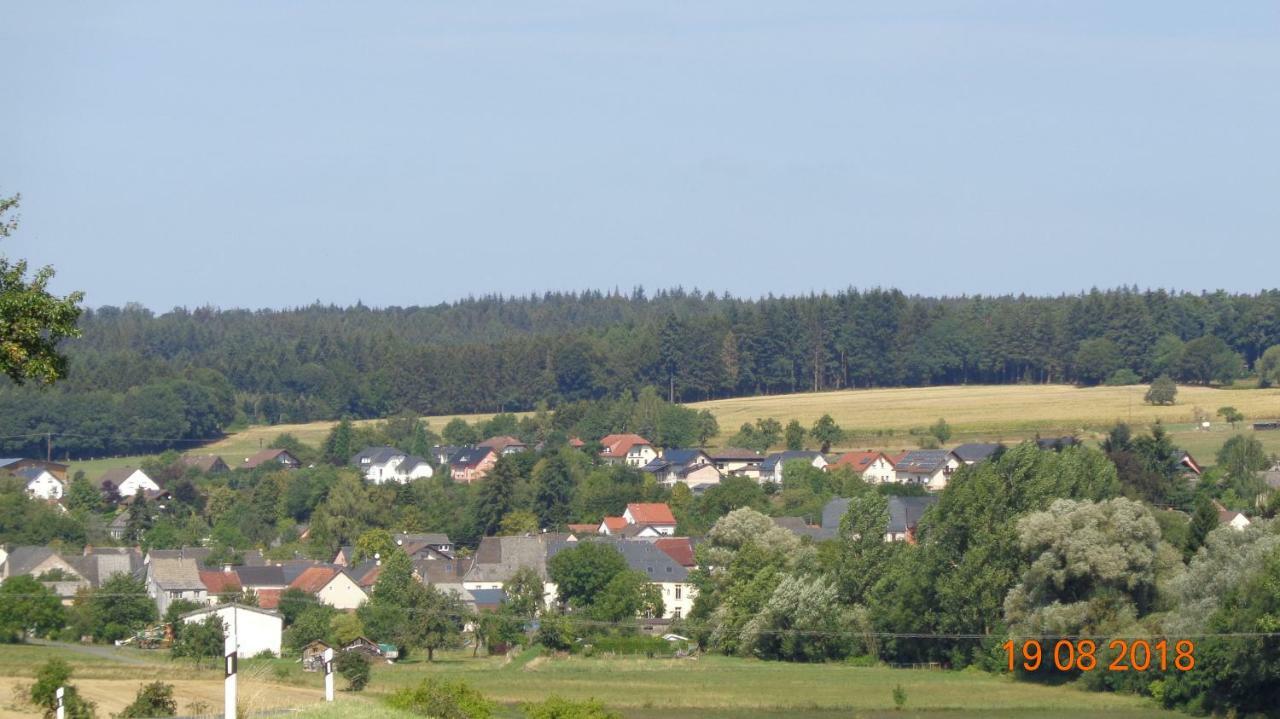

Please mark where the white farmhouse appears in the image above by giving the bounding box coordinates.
[99,468,160,497]
[181,603,283,658]
[16,467,64,500]
[350,446,434,484]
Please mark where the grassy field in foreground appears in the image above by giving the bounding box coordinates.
[0,645,1175,719]
[66,383,1280,479]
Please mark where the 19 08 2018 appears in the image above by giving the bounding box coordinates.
[1003,639,1195,672]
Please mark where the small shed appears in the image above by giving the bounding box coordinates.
[343,636,383,658]
[301,640,332,672]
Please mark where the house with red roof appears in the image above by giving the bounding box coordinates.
[241,449,301,471]
[477,436,528,455]
[598,434,657,467]
[653,537,697,568]
[598,516,629,535]
[830,450,896,484]
[290,565,368,610]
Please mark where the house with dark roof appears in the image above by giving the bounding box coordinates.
[652,537,697,568]
[14,466,64,501]
[760,450,828,485]
[639,449,722,488]
[598,434,657,467]
[242,449,301,470]
[829,451,896,483]
[892,450,960,490]
[546,538,696,620]
[449,447,497,483]
[462,534,570,607]
[235,565,287,591]
[950,443,1003,465]
[73,546,143,587]
[820,495,939,542]
[350,446,434,484]
[708,448,764,480]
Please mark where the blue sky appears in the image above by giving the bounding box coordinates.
[2,2,1277,310]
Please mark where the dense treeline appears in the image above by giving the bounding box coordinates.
[4,287,1280,458]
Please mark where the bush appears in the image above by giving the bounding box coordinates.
[892,684,907,710]
[335,650,371,692]
[523,695,622,719]
[588,635,680,656]
[385,678,495,719]
[536,613,575,652]
[116,681,177,717]
[29,659,95,719]
[1104,368,1142,386]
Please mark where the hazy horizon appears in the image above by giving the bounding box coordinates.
[4,2,1278,309]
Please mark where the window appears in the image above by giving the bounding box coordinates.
[673,608,682,619]
[675,586,682,599]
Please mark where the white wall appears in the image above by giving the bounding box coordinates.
[183,606,282,658]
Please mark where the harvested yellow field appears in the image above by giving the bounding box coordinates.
[0,677,354,719]
[691,384,1280,443]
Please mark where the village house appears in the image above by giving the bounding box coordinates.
[350,446,434,484]
[394,532,455,558]
[15,466,64,500]
[0,458,68,481]
[181,603,283,657]
[462,534,570,607]
[639,449,722,488]
[759,450,828,485]
[950,443,1003,465]
[199,569,243,603]
[290,566,368,610]
[477,436,529,455]
[820,495,940,542]
[99,467,160,497]
[599,502,678,537]
[72,546,144,588]
[0,546,91,604]
[449,447,497,483]
[829,451,896,484]
[178,454,230,474]
[242,448,301,470]
[546,538,697,620]
[597,434,658,467]
[146,556,208,615]
[652,537,697,569]
[707,447,764,481]
[893,450,960,490]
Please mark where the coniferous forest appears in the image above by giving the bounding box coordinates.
[3,287,1279,459]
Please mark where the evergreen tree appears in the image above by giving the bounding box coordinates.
[472,455,520,537]
[533,451,575,529]
[322,418,355,465]
[1187,496,1218,557]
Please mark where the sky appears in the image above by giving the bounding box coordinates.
[2,2,1278,310]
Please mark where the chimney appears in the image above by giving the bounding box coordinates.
[223,564,233,573]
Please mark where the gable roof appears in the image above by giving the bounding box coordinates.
[831,451,888,471]
[820,495,939,534]
[148,557,205,591]
[449,447,494,468]
[464,534,569,583]
[180,602,283,621]
[72,547,143,586]
[598,434,652,459]
[289,566,340,594]
[99,467,152,487]
[394,532,451,547]
[652,537,697,567]
[477,436,526,451]
[894,450,954,474]
[147,547,212,564]
[243,448,299,469]
[626,503,676,525]
[2,546,70,577]
[351,446,406,466]
[600,516,628,532]
[179,455,228,472]
[200,570,243,596]
[951,443,1002,463]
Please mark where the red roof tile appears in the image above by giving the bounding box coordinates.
[653,537,696,567]
[255,589,282,609]
[601,517,628,532]
[625,502,676,525]
[290,566,339,594]
[832,451,887,470]
[199,570,242,596]
[598,434,652,460]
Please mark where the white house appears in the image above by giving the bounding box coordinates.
[829,451,896,484]
[291,566,369,610]
[350,447,434,485]
[100,468,160,497]
[893,450,960,491]
[17,467,64,500]
[181,603,283,658]
[598,434,658,468]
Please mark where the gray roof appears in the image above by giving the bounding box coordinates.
[463,534,567,583]
[468,588,506,607]
[708,448,763,461]
[351,446,406,466]
[449,447,493,467]
[761,451,824,473]
[773,516,835,541]
[14,466,54,482]
[235,565,286,587]
[3,546,64,577]
[278,560,326,584]
[895,450,954,474]
[147,557,206,591]
[71,548,143,586]
[545,538,689,582]
[951,443,1002,463]
[820,495,939,535]
[395,533,451,547]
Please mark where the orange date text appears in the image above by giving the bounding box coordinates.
[1002,639,1194,672]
